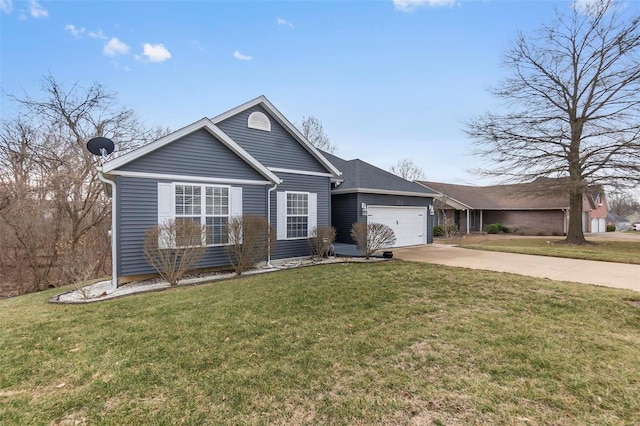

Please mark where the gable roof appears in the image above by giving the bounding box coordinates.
[212,96,341,178]
[417,180,572,210]
[101,117,281,184]
[323,151,439,198]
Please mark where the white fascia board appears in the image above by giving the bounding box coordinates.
[105,170,273,186]
[268,167,334,178]
[102,117,281,184]
[435,196,472,211]
[212,96,343,178]
[331,188,439,198]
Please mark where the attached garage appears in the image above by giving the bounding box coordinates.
[322,150,439,247]
[367,206,427,247]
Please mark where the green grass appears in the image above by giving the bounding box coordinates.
[459,238,640,264]
[1,262,640,424]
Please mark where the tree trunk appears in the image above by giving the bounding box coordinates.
[565,190,586,244]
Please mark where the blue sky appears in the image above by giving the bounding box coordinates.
[1,0,627,184]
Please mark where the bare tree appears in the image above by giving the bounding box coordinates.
[143,220,207,285]
[608,188,640,217]
[0,74,164,294]
[225,215,273,275]
[299,115,336,153]
[351,222,396,259]
[433,195,459,239]
[390,158,425,181]
[466,0,640,244]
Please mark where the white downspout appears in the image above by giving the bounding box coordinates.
[98,170,118,292]
[267,183,278,267]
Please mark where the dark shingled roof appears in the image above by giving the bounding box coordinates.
[417,180,571,210]
[322,151,438,196]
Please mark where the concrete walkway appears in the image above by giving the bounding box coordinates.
[393,245,640,292]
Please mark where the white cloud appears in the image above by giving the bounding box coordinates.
[29,0,47,18]
[0,0,13,14]
[103,37,130,57]
[87,29,107,40]
[142,43,172,62]
[233,50,252,61]
[393,0,455,12]
[277,17,293,28]
[64,24,85,38]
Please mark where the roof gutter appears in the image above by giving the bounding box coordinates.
[98,170,118,292]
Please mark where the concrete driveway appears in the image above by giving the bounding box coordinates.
[393,245,640,292]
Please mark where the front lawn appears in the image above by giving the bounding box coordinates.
[1,262,639,424]
[454,237,640,264]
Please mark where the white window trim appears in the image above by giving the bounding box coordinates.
[169,182,238,248]
[276,191,318,240]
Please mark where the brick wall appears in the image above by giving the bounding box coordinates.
[483,210,565,235]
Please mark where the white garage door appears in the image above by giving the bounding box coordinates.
[367,206,427,247]
[591,217,606,233]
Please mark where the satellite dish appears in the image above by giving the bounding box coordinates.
[87,137,115,158]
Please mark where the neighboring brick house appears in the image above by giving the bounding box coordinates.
[416,179,608,236]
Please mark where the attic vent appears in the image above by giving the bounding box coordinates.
[247,111,271,132]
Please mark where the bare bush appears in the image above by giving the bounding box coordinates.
[143,220,207,285]
[225,215,272,276]
[351,222,396,259]
[308,226,336,260]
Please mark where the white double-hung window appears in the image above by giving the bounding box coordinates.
[276,191,317,240]
[205,186,229,245]
[286,192,308,238]
[158,182,242,248]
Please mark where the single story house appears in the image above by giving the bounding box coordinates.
[98,96,435,287]
[416,179,608,236]
[322,152,439,247]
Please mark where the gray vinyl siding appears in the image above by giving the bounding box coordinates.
[116,176,267,279]
[216,105,328,173]
[119,128,266,181]
[270,172,332,260]
[331,193,359,244]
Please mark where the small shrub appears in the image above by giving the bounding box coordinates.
[144,220,207,285]
[606,224,616,232]
[225,215,273,276]
[351,222,396,259]
[486,223,508,234]
[445,224,459,238]
[486,224,500,234]
[309,226,336,260]
[433,226,445,237]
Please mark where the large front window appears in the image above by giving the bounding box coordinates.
[286,192,308,238]
[174,184,230,246]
